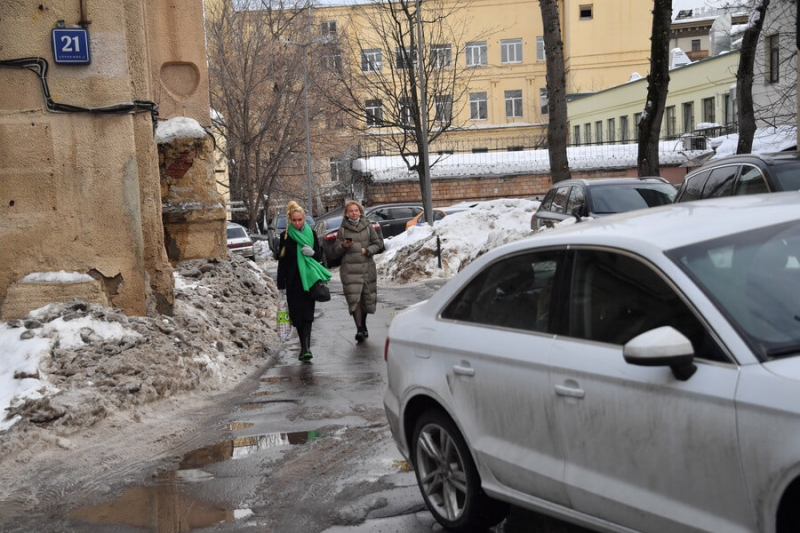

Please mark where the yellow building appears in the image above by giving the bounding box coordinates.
[311,0,653,156]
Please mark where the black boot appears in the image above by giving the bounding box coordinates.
[301,322,313,360]
[297,323,309,360]
[353,314,365,343]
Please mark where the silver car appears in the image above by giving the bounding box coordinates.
[226,222,254,259]
[385,192,800,533]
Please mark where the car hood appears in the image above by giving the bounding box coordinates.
[762,356,800,381]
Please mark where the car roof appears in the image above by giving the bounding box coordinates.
[512,192,800,254]
[547,177,672,188]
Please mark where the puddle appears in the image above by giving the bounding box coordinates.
[67,429,322,532]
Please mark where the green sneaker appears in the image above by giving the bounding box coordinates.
[299,352,313,361]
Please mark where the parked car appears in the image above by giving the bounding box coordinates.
[266,213,315,260]
[674,151,800,203]
[404,205,472,230]
[317,217,384,268]
[531,177,676,230]
[225,222,254,259]
[364,203,423,238]
[384,192,800,533]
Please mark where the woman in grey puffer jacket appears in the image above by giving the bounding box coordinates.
[333,200,384,342]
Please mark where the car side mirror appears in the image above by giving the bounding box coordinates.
[623,326,697,381]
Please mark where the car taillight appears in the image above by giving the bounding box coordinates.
[228,243,245,249]
[324,231,338,241]
[384,337,390,361]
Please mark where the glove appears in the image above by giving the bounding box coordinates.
[301,245,315,257]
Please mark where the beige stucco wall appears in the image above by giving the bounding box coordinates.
[0,1,217,318]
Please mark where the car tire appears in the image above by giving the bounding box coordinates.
[411,409,508,532]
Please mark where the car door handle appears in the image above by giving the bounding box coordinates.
[554,384,585,398]
[453,365,475,377]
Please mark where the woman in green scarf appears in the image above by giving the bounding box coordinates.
[277,201,332,360]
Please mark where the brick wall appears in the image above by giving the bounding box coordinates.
[365,169,629,205]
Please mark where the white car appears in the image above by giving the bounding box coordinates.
[226,222,254,259]
[384,192,800,533]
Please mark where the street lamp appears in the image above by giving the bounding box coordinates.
[281,37,325,215]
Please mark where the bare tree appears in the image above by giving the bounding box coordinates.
[538,0,571,183]
[736,0,771,153]
[206,0,337,230]
[320,0,474,220]
[751,0,796,130]
[637,0,672,177]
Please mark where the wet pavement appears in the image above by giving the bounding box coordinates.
[11,272,590,533]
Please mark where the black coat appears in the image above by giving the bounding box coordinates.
[276,226,322,324]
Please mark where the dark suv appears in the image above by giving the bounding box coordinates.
[674,151,800,202]
[531,177,676,230]
[364,203,423,238]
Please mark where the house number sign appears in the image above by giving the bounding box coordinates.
[52,28,91,65]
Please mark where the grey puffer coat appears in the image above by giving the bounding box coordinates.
[333,217,383,314]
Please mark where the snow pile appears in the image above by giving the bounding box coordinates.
[710,125,798,158]
[375,198,540,283]
[0,255,281,452]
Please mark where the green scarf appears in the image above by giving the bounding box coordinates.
[288,222,332,291]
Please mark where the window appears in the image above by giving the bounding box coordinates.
[683,101,694,133]
[434,94,452,123]
[322,51,342,73]
[441,250,564,334]
[691,39,701,52]
[595,121,603,143]
[329,157,346,182]
[396,46,417,70]
[505,90,523,117]
[536,36,545,61]
[431,44,452,68]
[579,4,593,19]
[465,41,487,67]
[540,88,549,115]
[736,165,769,195]
[365,99,383,127]
[620,115,629,142]
[566,186,586,216]
[767,34,779,83]
[469,92,488,120]
[702,97,715,123]
[570,249,725,361]
[501,38,523,64]
[361,49,382,72]
[666,106,676,137]
[607,118,615,143]
[724,94,734,126]
[680,170,711,202]
[550,186,570,213]
[702,166,738,198]
[320,20,337,38]
[633,112,642,141]
[584,123,591,143]
[574,125,581,145]
[399,98,414,125]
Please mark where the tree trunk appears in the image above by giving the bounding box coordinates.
[539,0,571,183]
[736,0,770,154]
[637,0,672,177]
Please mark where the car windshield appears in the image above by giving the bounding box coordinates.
[770,160,800,191]
[667,219,800,361]
[227,226,247,239]
[590,183,676,214]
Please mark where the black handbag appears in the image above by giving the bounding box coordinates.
[309,280,331,302]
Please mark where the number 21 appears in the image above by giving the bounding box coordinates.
[60,35,81,52]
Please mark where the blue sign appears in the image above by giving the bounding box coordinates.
[52,28,91,64]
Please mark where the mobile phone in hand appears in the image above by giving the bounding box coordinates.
[345,238,353,242]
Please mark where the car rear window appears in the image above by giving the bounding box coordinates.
[770,161,800,191]
[227,226,247,239]
[590,184,676,214]
[702,166,738,198]
[679,170,710,202]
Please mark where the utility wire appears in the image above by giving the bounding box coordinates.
[0,57,158,121]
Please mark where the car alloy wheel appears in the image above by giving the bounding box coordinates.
[412,409,507,532]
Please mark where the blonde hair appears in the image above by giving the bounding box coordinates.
[343,200,364,217]
[286,200,305,218]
